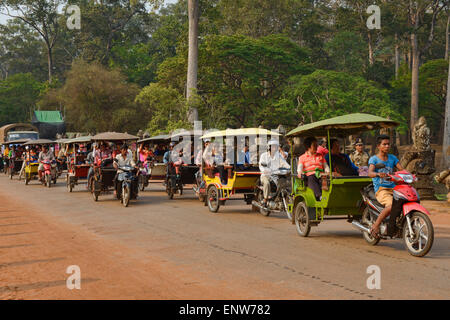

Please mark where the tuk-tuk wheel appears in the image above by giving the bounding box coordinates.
[25,174,30,185]
[207,185,220,213]
[294,202,311,237]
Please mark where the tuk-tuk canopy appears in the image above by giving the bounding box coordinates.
[55,138,71,144]
[66,136,92,144]
[201,128,281,140]
[286,113,399,137]
[92,132,139,141]
[23,139,55,146]
[2,138,30,145]
[138,134,170,144]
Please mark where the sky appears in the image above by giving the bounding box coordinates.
[0,0,179,25]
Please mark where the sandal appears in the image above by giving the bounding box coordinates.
[369,226,380,239]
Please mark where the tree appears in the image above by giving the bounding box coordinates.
[186,0,199,122]
[40,60,144,133]
[444,58,450,167]
[0,0,63,81]
[0,73,44,126]
[325,31,366,74]
[278,69,405,129]
[135,83,190,135]
[0,19,47,80]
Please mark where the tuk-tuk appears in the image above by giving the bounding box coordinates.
[2,139,28,180]
[137,134,170,190]
[286,113,399,237]
[197,128,281,213]
[89,132,139,202]
[66,136,92,192]
[22,139,56,186]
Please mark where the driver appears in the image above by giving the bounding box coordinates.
[368,134,403,238]
[113,144,137,194]
[259,139,291,208]
[38,145,55,181]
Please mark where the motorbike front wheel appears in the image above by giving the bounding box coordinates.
[403,211,434,257]
[122,184,131,207]
[46,175,51,188]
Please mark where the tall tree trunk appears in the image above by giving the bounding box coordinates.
[410,32,420,131]
[368,32,374,65]
[47,46,53,82]
[443,58,450,168]
[187,0,199,123]
[446,13,449,60]
[395,33,400,79]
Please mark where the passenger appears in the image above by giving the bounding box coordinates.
[259,139,291,207]
[368,134,404,238]
[203,141,227,184]
[325,139,359,176]
[316,139,329,156]
[297,137,330,201]
[236,144,251,171]
[94,143,112,167]
[38,144,55,181]
[349,137,370,175]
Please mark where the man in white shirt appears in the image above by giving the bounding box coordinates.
[38,144,55,181]
[258,139,290,207]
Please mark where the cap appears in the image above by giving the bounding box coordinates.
[169,142,176,147]
[204,138,211,143]
[354,138,364,146]
[268,139,279,146]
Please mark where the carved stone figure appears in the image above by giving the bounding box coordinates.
[400,117,435,199]
[412,116,431,151]
[435,169,450,203]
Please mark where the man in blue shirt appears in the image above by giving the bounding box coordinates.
[368,134,404,237]
[236,145,251,171]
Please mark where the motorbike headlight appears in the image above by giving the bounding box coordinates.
[398,173,414,184]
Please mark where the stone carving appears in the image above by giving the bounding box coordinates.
[435,169,450,203]
[400,116,436,199]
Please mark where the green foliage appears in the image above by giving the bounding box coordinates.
[157,34,313,128]
[135,83,191,135]
[40,60,144,134]
[325,31,367,74]
[278,70,406,131]
[0,73,44,126]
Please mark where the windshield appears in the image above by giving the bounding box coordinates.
[7,132,39,141]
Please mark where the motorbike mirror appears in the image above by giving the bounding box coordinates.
[374,163,385,169]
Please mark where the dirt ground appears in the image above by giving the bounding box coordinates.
[0,175,449,300]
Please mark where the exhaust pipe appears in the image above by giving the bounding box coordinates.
[252,200,270,213]
[352,220,370,233]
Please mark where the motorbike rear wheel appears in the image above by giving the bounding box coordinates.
[403,211,434,257]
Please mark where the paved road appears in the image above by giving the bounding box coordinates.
[0,174,449,299]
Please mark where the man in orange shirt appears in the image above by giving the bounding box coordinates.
[297,137,330,201]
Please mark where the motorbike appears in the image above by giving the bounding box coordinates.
[252,166,292,220]
[115,164,139,207]
[352,163,434,257]
[40,159,57,188]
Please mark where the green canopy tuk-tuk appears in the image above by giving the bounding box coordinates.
[286,113,399,237]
